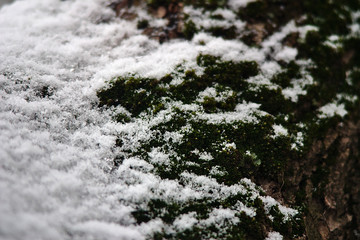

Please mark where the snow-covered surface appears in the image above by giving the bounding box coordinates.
[272,124,288,138]
[265,231,283,240]
[0,1,142,239]
[0,0,345,239]
[318,102,347,119]
[228,0,258,10]
[260,196,298,221]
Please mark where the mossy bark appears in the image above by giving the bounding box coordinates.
[107,0,360,239]
[282,117,360,240]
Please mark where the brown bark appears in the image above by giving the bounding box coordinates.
[265,118,360,239]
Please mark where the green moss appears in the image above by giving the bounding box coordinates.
[238,0,302,40]
[183,0,227,10]
[114,113,131,123]
[97,76,167,117]
[208,26,237,40]
[137,19,149,29]
[242,87,293,115]
[202,96,217,113]
[271,61,301,88]
[132,192,284,240]
[99,0,360,238]
[146,0,173,8]
[298,32,347,101]
[302,0,355,36]
[183,20,198,40]
[197,54,258,91]
[97,36,357,237]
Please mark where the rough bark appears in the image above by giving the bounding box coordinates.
[109,1,360,238]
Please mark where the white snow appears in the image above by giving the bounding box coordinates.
[173,212,198,231]
[222,142,237,151]
[315,93,359,122]
[260,196,298,221]
[184,6,246,33]
[199,152,214,161]
[291,131,304,150]
[318,103,348,119]
[202,207,239,226]
[265,231,283,240]
[275,46,298,63]
[272,124,288,138]
[228,0,258,10]
[198,101,265,125]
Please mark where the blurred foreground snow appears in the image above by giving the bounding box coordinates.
[0,1,144,239]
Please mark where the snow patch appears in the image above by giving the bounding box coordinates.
[265,231,283,240]
[318,103,347,119]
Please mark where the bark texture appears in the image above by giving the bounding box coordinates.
[109,1,360,239]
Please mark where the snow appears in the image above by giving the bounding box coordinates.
[282,60,315,102]
[227,0,258,10]
[274,46,298,63]
[202,207,239,226]
[71,221,143,240]
[0,1,143,239]
[272,124,288,138]
[199,101,266,125]
[260,196,298,221]
[184,6,245,32]
[265,231,283,240]
[318,103,347,119]
[291,131,304,150]
[198,86,234,103]
[173,212,198,231]
[316,93,358,120]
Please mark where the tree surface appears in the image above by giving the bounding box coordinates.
[102,1,360,239]
[0,0,359,239]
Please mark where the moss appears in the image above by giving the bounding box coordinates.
[101,0,360,238]
[202,96,217,113]
[242,87,293,115]
[132,193,278,240]
[210,13,225,20]
[208,26,237,40]
[114,113,131,123]
[197,54,258,91]
[302,0,355,36]
[298,33,347,100]
[97,76,167,117]
[238,0,302,42]
[183,19,197,40]
[271,61,301,88]
[98,54,296,185]
[146,0,173,8]
[97,38,357,237]
[137,19,149,29]
[183,0,227,10]
[236,0,360,46]
[97,55,259,117]
[36,85,54,98]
